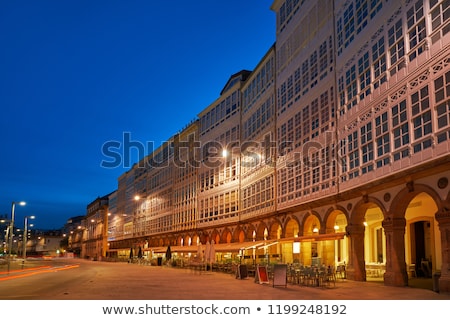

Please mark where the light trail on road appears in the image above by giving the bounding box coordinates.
[0,264,79,281]
[0,265,51,275]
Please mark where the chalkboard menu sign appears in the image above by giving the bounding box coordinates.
[255,265,269,284]
[273,264,287,287]
[236,264,248,279]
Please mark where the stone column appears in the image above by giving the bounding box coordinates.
[382,216,408,286]
[436,207,450,294]
[345,223,366,281]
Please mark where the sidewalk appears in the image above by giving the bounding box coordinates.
[106,264,449,300]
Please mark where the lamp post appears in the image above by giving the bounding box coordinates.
[1,219,11,255]
[134,195,140,237]
[7,201,26,273]
[23,215,35,260]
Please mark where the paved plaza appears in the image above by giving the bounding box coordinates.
[1,258,449,300]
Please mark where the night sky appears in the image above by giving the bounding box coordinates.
[0,0,275,229]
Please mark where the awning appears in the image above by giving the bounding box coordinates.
[212,240,278,252]
[166,245,198,253]
[106,248,124,252]
[279,232,347,243]
[114,234,344,254]
[143,241,277,254]
[144,246,166,253]
[145,246,199,254]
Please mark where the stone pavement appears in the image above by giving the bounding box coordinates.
[90,262,449,300]
[1,258,449,300]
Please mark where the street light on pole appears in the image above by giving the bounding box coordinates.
[23,215,35,260]
[7,201,26,273]
[1,219,11,255]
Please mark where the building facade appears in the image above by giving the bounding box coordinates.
[98,0,450,293]
[83,194,110,260]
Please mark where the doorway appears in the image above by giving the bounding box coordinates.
[410,220,432,278]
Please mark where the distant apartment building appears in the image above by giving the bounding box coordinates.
[96,0,450,293]
[65,215,84,256]
[83,194,110,259]
[34,231,64,256]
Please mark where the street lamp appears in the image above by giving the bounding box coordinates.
[134,195,141,237]
[1,219,11,255]
[23,215,35,260]
[7,201,26,273]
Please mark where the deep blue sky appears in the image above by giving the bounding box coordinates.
[0,1,275,230]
